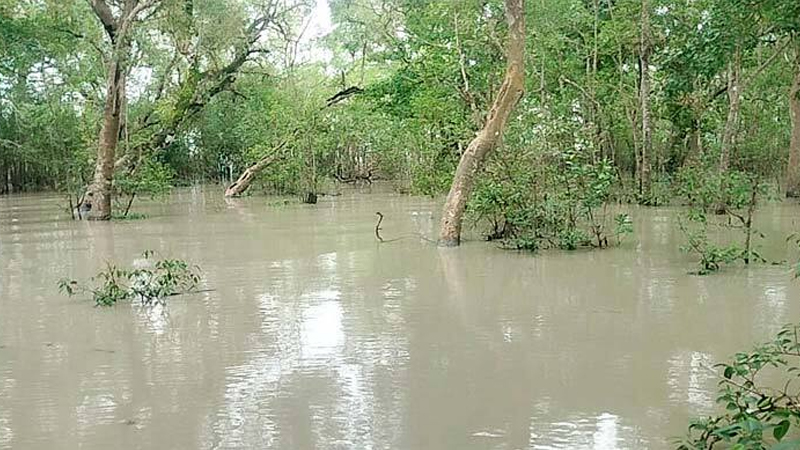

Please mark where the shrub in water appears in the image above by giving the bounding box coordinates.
[58,251,201,306]
[677,323,800,449]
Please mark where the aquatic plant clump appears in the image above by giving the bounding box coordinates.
[677,323,800,449]
[58,251,202,307]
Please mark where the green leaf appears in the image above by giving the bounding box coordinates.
[773,420,790,442]
[724,366,735,379]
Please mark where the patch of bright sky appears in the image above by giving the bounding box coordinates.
[296,0,335,65]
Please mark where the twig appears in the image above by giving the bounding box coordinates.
[375,212,384,242]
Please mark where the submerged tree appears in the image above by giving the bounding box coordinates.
[437,0,526,247]
[786,46,800,197]
[638,0,653,202]
[83,0,160,220]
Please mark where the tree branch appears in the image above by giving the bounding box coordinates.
[89,0,117,40]
[741,39,792,91]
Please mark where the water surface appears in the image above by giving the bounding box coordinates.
[1,187,799,449]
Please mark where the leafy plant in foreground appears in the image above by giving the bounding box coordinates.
[58,251,201,307]
[677,323,800,449]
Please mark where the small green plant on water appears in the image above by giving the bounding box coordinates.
[111,212,148,221]
[678,169,767,275]
[58,251,201,307]
[676,323,800,450]
[614,213,634,245]
[679,210,745,275]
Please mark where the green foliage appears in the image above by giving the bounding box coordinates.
[680,223,744,275]
[58,251,202,307]
[678,167,767,274]
[677,323,800,449]
[111,212,148,221]
[1,0,798,260]
[114,158,175,217]
[614,213,634,244]
[469,116,632,252]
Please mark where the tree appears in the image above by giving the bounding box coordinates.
[437,0,526,247]
[83,0,160,220]
[638,0,653,201]
[785,46,800,197]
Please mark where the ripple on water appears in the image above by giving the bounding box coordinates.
[1,191,800,449]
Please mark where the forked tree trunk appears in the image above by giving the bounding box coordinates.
[638,0,652,201]
[437,0,525,247]
[224,140,290,197]
[786,52,800,198]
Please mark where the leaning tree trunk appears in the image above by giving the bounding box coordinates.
[437,0,525,247]
[224,140,289,197]
[225,86,362,199]
[786,52,800,198]
[638,0,652,201]
[86,60,126,220]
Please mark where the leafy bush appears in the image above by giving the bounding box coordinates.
[679,210,746,275]
[114,159,175,218]
[677,323,800,449]
[469,142,631,252]
[58,251,201,306]
[614,213,634,245]
[678,168,767,274]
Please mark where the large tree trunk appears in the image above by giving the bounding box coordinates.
[86,61,126,220]
[437,0,525,247]
[224,140,290,197]
[83,0,153,220]
[786,52,800,198]
[638,0,652,201]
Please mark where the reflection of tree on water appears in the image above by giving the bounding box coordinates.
[211,249,410,448]
[423,248,539,449]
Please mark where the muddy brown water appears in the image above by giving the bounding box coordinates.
[1,186,799,449]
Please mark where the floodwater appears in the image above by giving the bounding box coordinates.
[1,186,799,450]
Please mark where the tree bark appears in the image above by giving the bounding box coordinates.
[715,50,741,213]
[437,0,525,247]
[786,51,800,198]
[84,0,156,220]
[86,60,126,219]
[224,140,290,197]
[682,117,702,169]
[719,50,741,178]
[638,0,652,201]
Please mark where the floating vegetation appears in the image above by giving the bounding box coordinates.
[58,251,202,307]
